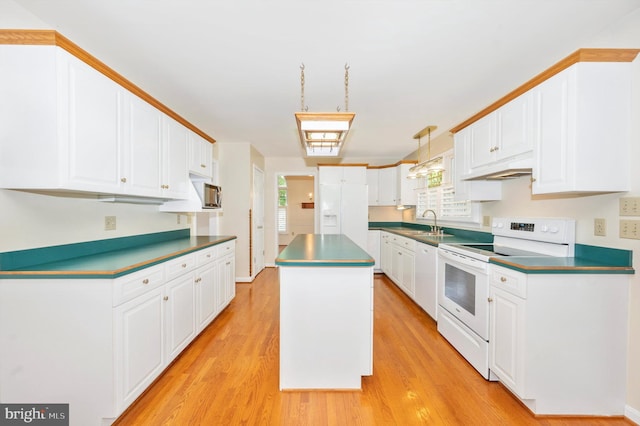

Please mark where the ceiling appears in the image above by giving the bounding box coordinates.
[9,0,640,161]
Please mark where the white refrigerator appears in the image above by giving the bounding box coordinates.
[318,183,368,250]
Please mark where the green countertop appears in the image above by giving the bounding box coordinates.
[0,231,236,279]
[276,234,374,267]
[370,223,634,274]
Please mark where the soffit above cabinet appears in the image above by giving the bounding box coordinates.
[450,48,640,134]
[0,29,215,144]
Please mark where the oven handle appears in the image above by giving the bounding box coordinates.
[438,248,488,272]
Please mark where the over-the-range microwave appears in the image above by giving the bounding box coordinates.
[203,183,222,209]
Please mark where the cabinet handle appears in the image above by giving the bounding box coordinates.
[494,146,499,151]
[488,297,493,303]
[142,279,149,285]
[489,147,495,152]
[206,254,211,258]
[120,177,127,183]
[163,296,169,301]
[226,262,231,265]
[530,177,537,183]
[500,276,507,282]
[182,263,187,268]
[201,164,206,168]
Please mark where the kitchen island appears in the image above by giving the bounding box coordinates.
[275,234,374,390]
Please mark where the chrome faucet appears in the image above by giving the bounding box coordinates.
[422,209,439,234]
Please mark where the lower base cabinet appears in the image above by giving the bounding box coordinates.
[0,241,235,426]
[489,264,628,415]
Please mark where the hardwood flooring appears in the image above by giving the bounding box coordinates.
[115,268,633,425]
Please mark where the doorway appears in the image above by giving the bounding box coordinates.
[253,166,265,277]
[277,175,315,252]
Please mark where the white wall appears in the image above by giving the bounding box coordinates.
[0,190,189,252]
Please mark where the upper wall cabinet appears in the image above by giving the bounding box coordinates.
[0,32,215,201]
[319,165,367,185]
[451,48,639,195]
[396,163,417,206]
[531,62,632,194]
[453,128,502,201]
[188,132,213,179]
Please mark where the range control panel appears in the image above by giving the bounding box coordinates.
[492,217,576,244]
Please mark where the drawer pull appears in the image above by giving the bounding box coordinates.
[182,263,187,268]
[206,254,211,258]
[226,262,231,266]
[163,296,169,301]
[500,276,507,282]
[120,177,127,183]
[488,297,493,303]
[142,279,149,285]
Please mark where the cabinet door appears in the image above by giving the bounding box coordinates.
[366,169,379,205]
[188,132,213,178]
[64,53,122,193]
[218,254,236,311]
[162,116,190,199]
[114,287,165,412]
[490,286,526,397]
[531,68,571,194]
[469,113,496,169]
[125,94,163,197]
[367,230,381,271]
[318,167,344,184]
[396,164,416,206]
[496,92,533,161]
[453,128,502,201]
[380,233,392,275]
[377,167,397,205]
[165,273,196,363]
[400,247,415,298]
[195,263,219,331]
[341,166,366,185]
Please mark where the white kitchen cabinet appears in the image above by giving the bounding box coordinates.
[531,62,632,194]
[387,234,416,299]
[164,272,197,363]
[396,163,416,206]
[468,92,534,173]
[414,242,437,319]
[377,166,397,205]
[488,264,629,415]
[0,44,190,201]
[0,240,236,426]
[123,93,163,197]
[114,285,165,412]
[218,246,236,311]
[188,132,214,179]
[367,230,381,272]
[318,165,366,185]
[453,127,502,201]
[380,232,392,275]
[366,168,380,205]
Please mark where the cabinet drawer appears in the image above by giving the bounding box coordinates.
[165,253,197,281]
[113,265,165,306]
[196,246,218,266]
[218,240,235,256]
[491,266,526,298]
[400,237,415,252]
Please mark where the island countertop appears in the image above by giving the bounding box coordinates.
[275,234,374,267]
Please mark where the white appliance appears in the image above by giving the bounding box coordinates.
[436,217,575,379]
[319,183,368,250]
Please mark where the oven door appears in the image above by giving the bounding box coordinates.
[437,248,489,340]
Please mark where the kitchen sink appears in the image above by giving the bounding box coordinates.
[401,230,452,237]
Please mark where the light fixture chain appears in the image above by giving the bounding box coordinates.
[344,63,350,112]
[300,63,307,112]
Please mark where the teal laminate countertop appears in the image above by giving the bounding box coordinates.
[369,222,634,274]
[0,229,236,279]
[276,234,374,267]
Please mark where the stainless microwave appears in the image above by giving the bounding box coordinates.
[203,183,222,209]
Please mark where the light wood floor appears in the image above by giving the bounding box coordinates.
[115,268,633,425]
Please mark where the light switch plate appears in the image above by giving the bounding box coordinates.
[594,218,606,236]
[105,216,116,231]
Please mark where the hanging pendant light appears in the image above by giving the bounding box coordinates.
[408,125,440,179]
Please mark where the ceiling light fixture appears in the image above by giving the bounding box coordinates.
[407,125,441,179]
[295,63,355,157]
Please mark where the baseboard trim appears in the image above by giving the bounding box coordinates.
[626,405,640,425]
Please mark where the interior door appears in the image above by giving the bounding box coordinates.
[252,166,265,276]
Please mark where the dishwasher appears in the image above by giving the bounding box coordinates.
[413,242,437,320]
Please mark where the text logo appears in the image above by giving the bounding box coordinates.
[0,404,68,426]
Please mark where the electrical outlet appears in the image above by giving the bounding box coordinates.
[177,214,181,224]
[104,216,116,231]
[620,219,640,239]
[619,197,640,216]
[594,218,606,236]
[482,215,491,227]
